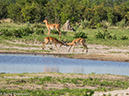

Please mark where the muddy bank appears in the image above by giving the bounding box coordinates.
[0,51,129,62]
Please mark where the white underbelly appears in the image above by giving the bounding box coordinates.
[50,27,56,30]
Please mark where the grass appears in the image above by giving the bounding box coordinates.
[0,73,129,96]
[0,22,129,48]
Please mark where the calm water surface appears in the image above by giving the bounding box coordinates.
[0,54,129,76]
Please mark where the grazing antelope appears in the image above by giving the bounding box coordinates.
[42,37,66,52]
[43,20,61,38]
[67,38,88,53]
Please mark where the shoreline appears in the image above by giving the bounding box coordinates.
[0,51,129,62]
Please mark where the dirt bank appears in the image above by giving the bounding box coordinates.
[0,43,129,62]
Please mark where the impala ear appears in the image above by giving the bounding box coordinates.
[45,17,48,20]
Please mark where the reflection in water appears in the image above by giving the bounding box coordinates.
[73,66,84,73]
[44,66,59,72]
[0,53,129,76]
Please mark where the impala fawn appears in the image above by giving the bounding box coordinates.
[66,38,88,53]
[43,20,61,38]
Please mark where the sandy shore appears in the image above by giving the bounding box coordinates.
[0,43,129,62]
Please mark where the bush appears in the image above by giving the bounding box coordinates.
[13,27,34,37]
[96,23,103,28]
[0,27,34,38]
[0,29,13,37]
[13,29,23,38]
[95,30,117,40]
[116,19,126,28]
[35,29,44,35]
[74,32,87,38]
[102,20,109,29]
[120,36,128,40]
[80,19,89,29]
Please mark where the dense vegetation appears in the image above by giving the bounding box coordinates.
[0,0,129,26]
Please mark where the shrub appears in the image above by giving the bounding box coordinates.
[116,19,126,28]
[1,27,34,38]
[35,28,44,35]
[95,30,117,40]
[96,23,103,28]
[74,32,87,38]
[80,19,89,29]
[102,20,109,29]
[0,29,13,37]
[13,29,23,38]
[120,36,128,40]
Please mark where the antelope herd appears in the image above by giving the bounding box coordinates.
[43,19,88,53]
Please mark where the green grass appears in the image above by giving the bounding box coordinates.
[0,73,129,96]
[0,22,129,51]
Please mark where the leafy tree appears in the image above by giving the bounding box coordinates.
[8,0,49,22]
[107,7,114,24]
[93,3,107,24]
[7,2,22,22]
[0,1,8,19]
[21,2,40,23]
[60,0,80,24]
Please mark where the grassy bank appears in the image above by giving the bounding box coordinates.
[0,22,129,49]
[0,73,129,96]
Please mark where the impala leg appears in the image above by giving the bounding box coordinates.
[83,44,88,53]
[47,29,50,36]
[73,44,76,52]
[81,42,85,52]
[68,45,72,52]
[42,40,49,51]
[54,43,59,52]
[81,41,88,53]
[85,44,88,53]
[57,28,61,38]
[59,32,61,38]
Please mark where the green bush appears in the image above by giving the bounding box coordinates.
[120,36,128,40]
[74,32,87,38]
[116,19,126,28]
[0,27,34,38]
[0,29,13,37]
[95,30,117,40]
[35,28,44,35]
[102,20,109,29]
[96,23,103,28]
[13,29,23,38]
[80,19,89,29]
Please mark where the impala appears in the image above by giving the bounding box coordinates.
[43,20,61,38]
[42,37,66,52]
[67,38,88,53]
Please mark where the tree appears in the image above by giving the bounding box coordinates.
[7,0,49,22]
[0,1,8,19]
[93,3,107,24]
[60,0,80,24]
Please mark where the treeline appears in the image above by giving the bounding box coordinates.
[0,0,129,26]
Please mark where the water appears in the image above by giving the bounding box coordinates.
[0,53,129,76]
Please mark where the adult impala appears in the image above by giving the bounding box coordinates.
[67,38,88,53]
[42,37,66,52]
[43,20,61,38]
